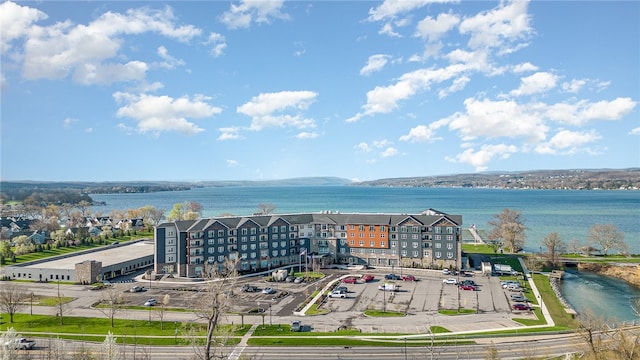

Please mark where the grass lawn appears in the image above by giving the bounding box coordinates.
[363,309,405,317]
[439,309,476,315]
[0,313,247,346]
[532,274,577,329]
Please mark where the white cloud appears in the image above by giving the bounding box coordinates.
[0,1,47,53]
[114,92,222,135]
[399,122,443,142]
[415,12,460,42]
[447,97,548,143]
[545,97,637,126]
[378,22,401,37]
[510,71,558,96]
[368,0,455,22]
[512,62,538,73]
[446,144,518,171]
[157,46,185,69]
[296,131,319,139]
[13,4,200,84]
[220,0,289,29]
[438,75,470,98]
[360,54,391,76]
[459,0,532,52]
[372,139,392,148]
[63,117,78,128]
[348,64,469,122]
[356,142,373,152]
[237,90,318,131]
[218,127,243,140]
[206,32,227,57]
[226,159,239,167]
[630,127,640,136]
[381,147,399,157]
[535,129,601,155]
[561,79,586,93]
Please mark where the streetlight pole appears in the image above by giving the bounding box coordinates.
[403,337,407,360]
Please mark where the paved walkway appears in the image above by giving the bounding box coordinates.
[519,257,555,326]
[228,323,259,360]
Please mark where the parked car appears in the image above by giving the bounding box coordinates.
[385,274,400,280]
[401,275,416,281]
[130,286,143,293]
[342,277,358,284]
[442,269,451,275]
[512,303,531,311]
[5,338,36,350]
[511,294,528,302]
[443,278,458,285]
[329,290,347,298]
[335,286,348,293]
[501,281,519,288]
[294,277,304,284]
[262,287,275,294]
[378,283,398,292]
[459,284,476,291]
[144,298,157,306]
[361,274,375,282]
[461,280,476,286]
[290,320,301,332]
[241,284,258,292]
[285,276,294,283]
[507,284,523,292]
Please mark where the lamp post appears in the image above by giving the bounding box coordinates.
[404,337,408,360]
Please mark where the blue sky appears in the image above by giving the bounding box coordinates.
[1,0,638,182]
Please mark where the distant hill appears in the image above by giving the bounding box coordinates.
[354,168,640,190]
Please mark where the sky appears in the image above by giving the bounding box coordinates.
[1,0,638,182]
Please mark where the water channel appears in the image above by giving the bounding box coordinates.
[560,269,640,324]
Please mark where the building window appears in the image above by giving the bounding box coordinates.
[391,241,397,248]
[349,240,355,245]
[435,235,441,241]
[447,235,453,241]
[447,227,453,234]
[412,243,419,248]
[401,250,407,257]
[272,242,278,248]
[447,252,453,259]
[413,251,419,257]
[359,240,364,246]
[412,234,419,240]
[218,246,224,253]
[401,234,407,239]
[380,225,385,232]
[435,243,441,248]
[435,251,441,258]
[447,243,453,250]
[369,241,375,247]
[369,233,375,238]
[359,225,365,231]
[401,242,407,248]
[380,241,385,247]
[369,225,375,231]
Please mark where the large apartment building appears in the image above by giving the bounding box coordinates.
[154,209,462,278]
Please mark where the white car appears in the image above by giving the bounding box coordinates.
[262,287,275,294]
[329,290,347,298]
[443,278,458,285]
[144,298,157,306]
[442,269,450,275]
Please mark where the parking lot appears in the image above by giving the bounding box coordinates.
[319,270,518,315]
[117,268,537,333]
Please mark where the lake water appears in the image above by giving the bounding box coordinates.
[90,186,640,321]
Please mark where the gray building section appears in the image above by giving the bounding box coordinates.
[155,210,463,278]
[5,240,154,284]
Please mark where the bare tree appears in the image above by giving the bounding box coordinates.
[192,257,240,360]
[567,238,582,255]
[139,205,165,227]
[487,208,526,253]
[257,203,276,215]
[576,310,608,359]
[542,232,566,268]
[54,281,69,325]
[99,331,123,360]
[0,327,19,360]
[588,224,627,256]
[0,282,28,323]
[157,294,170,330]
[97,285,124,327]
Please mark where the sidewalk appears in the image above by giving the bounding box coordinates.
[519,257,555,327]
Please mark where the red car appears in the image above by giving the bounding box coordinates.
[401,275,416,281]
[459,284,476,291]
[361,274,375,282]
[512,303,531,311]
[342,277,358,284]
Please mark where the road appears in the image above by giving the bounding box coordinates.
[20,333,595,360]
